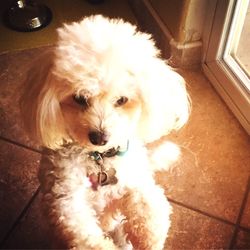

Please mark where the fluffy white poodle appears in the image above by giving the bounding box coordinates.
[20,15,190,250]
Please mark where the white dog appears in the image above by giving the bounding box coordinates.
[20,15,190,250]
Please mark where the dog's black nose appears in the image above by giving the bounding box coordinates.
[88,131,109,146]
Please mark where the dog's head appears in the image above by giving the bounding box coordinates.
[20,15,190,150]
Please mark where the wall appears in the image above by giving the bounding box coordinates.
[149,0,190,43]
[129,0,208,68]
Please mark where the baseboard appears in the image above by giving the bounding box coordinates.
[129,0,202,68]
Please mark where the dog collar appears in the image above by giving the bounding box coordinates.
[89,140,129,163]
[88,141,129,190]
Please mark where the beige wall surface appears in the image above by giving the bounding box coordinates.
[149,0,190,43]
[184,0,208,43]
[149,0,207,44]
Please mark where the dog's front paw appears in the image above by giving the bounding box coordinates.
[110,220,133,250]
[122,241,133,250]
[69,236,120,250]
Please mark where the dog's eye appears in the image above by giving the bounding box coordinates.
[115,96,128,107]
[73,95,89,108]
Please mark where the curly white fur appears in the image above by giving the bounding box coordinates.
[20,15,190,250]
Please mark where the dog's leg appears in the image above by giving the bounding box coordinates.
[39,155,119,250]
[43,188,119,250]
[40,166,118,249]
[99,200,120,232]
[100,201,133,250]
[121,185,172,250]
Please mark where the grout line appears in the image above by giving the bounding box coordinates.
[167,196,236,227]
[238,225,250,233]
[0,186,41,248]
[228,177,250,249]
[0,135,41,154]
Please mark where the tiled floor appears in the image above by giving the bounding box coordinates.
[0,1,250,249]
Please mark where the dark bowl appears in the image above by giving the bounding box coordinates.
[4,0,52,32]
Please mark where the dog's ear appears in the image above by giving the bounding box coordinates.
[137,58,190,143]
[20,49,67,149]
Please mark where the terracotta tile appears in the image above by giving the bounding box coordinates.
[3,192,51,249]
[233,230,250,249]
[0,52,8,74]
[0,48,50,150]
[156,70,250,223]
[7,47,49,84]
[0,140,41,242]
[241,188,250,229]
[165,203,234,249]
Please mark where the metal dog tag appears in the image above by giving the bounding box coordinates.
[98,171,108,185]
[107,168,118,185]
[98,168,118,186]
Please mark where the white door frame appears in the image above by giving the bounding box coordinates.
[202,0,250,134]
